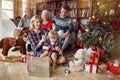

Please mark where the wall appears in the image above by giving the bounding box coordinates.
[0,0,1,22]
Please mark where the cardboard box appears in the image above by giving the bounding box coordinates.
[26,56,51,77]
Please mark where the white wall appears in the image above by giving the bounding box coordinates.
[0,0,1,22]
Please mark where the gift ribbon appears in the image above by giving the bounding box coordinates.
[28,55,36,72]
[90,64,93,73]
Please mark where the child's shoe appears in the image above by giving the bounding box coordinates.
[20,55,26,63]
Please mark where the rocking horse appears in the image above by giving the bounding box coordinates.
[0,27,30,59]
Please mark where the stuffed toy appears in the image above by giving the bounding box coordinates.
[69,49,85,72]
[0,27,30,60]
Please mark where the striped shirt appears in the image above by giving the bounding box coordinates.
[52,14,74,33]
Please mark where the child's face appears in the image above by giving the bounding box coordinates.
[49,36,57,43]
[34,19,41,29]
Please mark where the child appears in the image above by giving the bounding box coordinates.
[41,30,65,70]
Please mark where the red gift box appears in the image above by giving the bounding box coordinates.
[107,61,120,75]
[90,52,99,64]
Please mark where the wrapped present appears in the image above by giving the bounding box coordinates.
[26,56,51,77]
[90,52,99,64]
[98,63,107,74]
[107,61,120,75]
[85,63,97,73]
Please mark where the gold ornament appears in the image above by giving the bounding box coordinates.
[109,9,115,15]
[118,3,120,8]
[97,2,100,6]
[92,15,95,18]
[99,37,102,42]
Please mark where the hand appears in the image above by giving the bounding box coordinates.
[38,35,46,45]
[43,46,50,50]
[52,23,56,30]
[41,35,46,42]
[55,47,61,52]
[63,31,70,38]
[40,51,48,58]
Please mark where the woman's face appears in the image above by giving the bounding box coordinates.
[43,13,49,20]
[33,19,41,29]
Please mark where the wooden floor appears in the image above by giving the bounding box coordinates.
[0,48,120,80]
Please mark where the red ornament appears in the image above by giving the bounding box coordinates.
[76,42,80,47]
[91,46,97,51]
[79,43,84,48]
[110,35,115,40]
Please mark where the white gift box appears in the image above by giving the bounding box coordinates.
[85,63,97,73]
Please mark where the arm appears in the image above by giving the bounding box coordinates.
[67,19,74,34]
[42,39,50,50]
[18,17,25,29]
[52,23,56,30]
[28,32,45,51]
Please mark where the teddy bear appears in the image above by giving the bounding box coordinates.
[69,49,85,72]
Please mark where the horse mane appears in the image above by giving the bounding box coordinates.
[18,27,30,37]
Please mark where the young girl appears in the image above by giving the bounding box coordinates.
[27,15,48,57]
[41,30,66,69]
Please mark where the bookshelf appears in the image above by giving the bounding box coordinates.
[36,0,92,31]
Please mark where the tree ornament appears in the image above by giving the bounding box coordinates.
[118,3,120,8]
[109,9,115,15]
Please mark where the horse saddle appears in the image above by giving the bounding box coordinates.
[8,38,16,46]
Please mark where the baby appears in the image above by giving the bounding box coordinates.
[41,30,62,70]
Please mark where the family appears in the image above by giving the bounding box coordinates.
[13,2,74,69]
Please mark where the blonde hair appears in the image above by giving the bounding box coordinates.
[41,10,51,19]
[48,30,58,39]
[29,15,41,30]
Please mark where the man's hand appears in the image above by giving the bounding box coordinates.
[63,31,70,38]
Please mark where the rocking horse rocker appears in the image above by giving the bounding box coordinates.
[0,27,30,60]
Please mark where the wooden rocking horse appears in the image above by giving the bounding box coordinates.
[0,27,30,59]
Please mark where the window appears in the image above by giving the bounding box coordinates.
[2,0,14,19]
[22,0,27,16]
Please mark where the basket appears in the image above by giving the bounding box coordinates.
[107,61,120,75]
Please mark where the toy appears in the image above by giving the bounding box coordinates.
[69,49,85,72]
[0,27,30,60]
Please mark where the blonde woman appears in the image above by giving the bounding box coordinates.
[28,15,47,57]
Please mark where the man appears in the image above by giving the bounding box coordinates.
[52,2,74,52]
[12,7,33,51]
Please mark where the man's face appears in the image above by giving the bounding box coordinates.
[60,8,68,18]
[25,9,32,18]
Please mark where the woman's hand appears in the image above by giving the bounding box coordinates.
[52,23,56,30]
[38,35,46,45]
[43,46,50,50]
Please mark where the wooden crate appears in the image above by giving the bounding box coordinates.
[26,56,51,77]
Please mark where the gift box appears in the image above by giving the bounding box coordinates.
[90,52,99,64]
[26,56,51,77]
[85,63,97,73]
[107,61,120,75]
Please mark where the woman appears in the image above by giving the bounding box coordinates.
[27,15,47,57]
[41,10,56,30]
